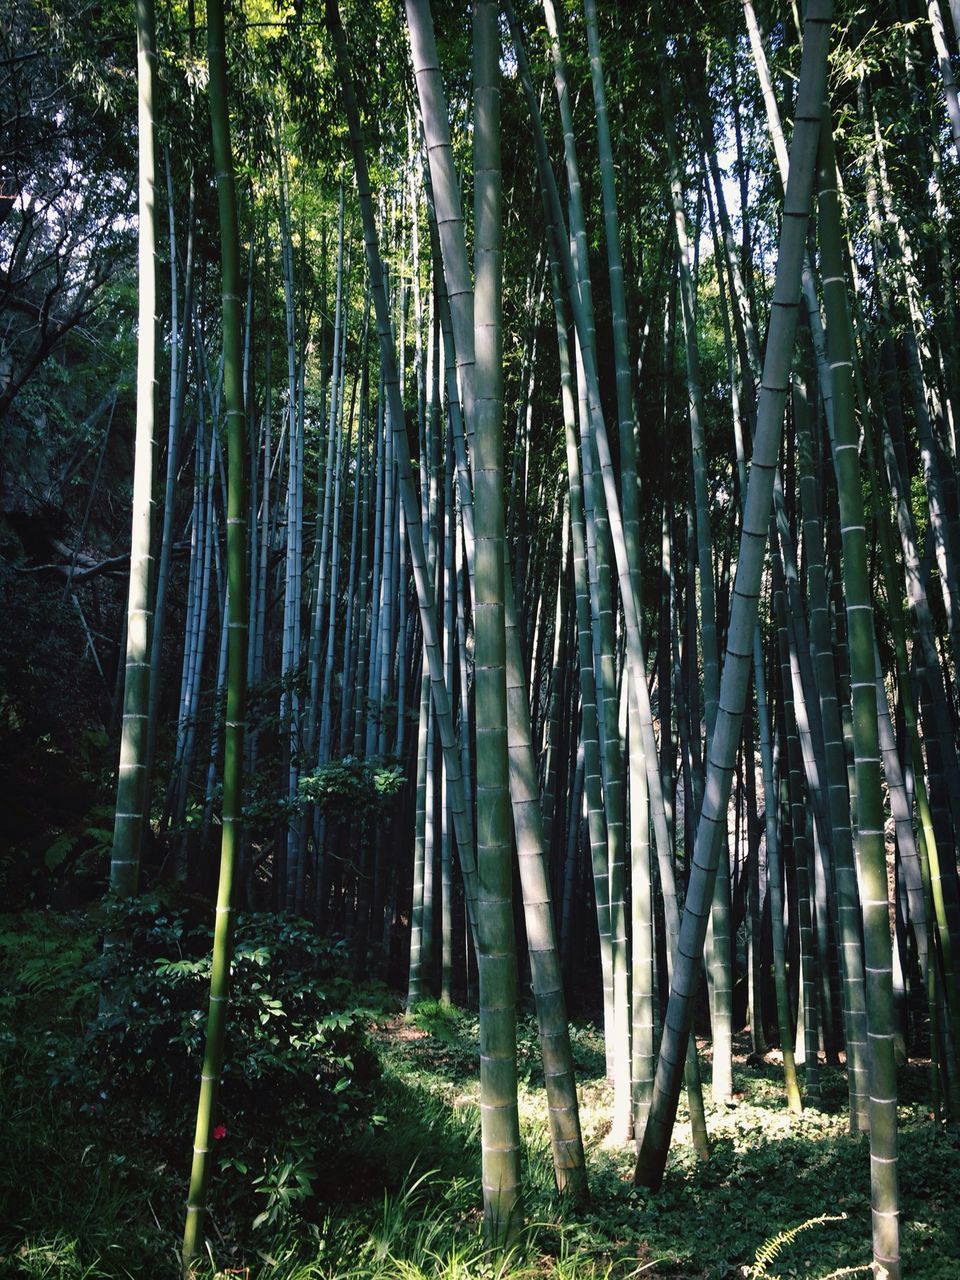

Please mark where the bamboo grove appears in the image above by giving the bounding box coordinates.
[13,0,960,1274]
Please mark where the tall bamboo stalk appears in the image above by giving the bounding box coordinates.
[108,0,158,901]
[818,115,901,1280]
[182,0,248,1262]
[635,0,832,1190]
[472,0,522,1240]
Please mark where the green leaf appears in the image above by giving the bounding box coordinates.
[44,835,74,870]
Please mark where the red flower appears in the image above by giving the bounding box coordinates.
[213,1125,227,1140]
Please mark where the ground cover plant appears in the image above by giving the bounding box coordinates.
[1,909,958,1280]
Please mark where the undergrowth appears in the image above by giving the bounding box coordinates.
[1,909,958,1279]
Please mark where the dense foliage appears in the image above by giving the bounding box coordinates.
[2,911,959,1277]
[85,900,378,1169]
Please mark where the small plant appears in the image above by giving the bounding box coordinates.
[406,999,465,1040]
[746,1212,848,1279]
[252,1138,319,1232]
[43,801,113,876]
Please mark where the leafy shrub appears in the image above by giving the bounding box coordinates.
[298,755,405,825]
[65,898,380,1221]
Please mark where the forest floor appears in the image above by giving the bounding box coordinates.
[1,908,959,1280]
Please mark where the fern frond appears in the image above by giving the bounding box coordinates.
[817,1265,875,1279]
[749,1212,847,1279]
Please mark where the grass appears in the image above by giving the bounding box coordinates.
[1,911,959,1279]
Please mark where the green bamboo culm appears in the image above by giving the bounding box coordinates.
[634,0,832,1192]
[817,115,900,1280]
[473,0,522,1247]
[181,0,248,1267]
[404,0,586,1200]
[108,0,158,900]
